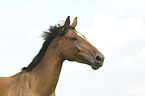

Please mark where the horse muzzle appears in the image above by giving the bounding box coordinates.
[90,54,104,70]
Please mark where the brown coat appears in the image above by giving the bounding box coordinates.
[0,16,104,96]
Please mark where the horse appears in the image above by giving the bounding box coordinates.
[0,16,104,96]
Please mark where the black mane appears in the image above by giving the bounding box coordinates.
[22,24,64,71]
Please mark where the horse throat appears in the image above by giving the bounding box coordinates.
[30,41,64,96]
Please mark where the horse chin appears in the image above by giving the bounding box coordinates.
[91,64,100,70]
[89,62,102,70]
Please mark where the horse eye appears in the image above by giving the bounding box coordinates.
[70,37,77,41]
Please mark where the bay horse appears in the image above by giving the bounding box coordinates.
[0,16,104,96]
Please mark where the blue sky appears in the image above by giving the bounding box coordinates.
[0,0,145,96]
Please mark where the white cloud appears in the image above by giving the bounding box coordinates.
[111,48,145,70]
[86,14,145,54]
[112,0,145,9]
[125,82,145,95]
[25,1,42,11]
[62,61,90,72]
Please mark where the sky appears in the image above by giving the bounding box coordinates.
[0,0,145,96]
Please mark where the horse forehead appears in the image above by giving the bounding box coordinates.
[66,29,78,36]
[66,29,87,41]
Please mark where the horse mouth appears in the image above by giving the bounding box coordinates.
[91,64,100,70]
[78,52,104,70]
[89,62,103,70]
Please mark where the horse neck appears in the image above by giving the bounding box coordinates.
[30,40,64,96]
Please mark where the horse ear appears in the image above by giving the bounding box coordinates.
[71,17,77,28]
[62,16,70,30]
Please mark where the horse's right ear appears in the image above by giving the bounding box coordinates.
[62,16,70,31]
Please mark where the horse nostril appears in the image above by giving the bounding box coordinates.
[96,55,102,61]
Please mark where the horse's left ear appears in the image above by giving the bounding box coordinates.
[60,16,70,35]
[71,17,77,28]
[62,16,70,31]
